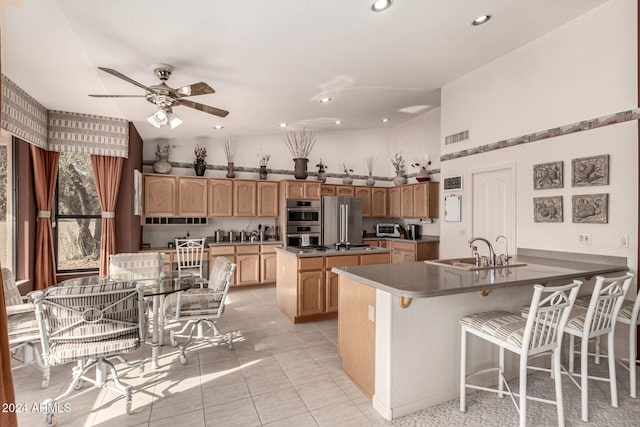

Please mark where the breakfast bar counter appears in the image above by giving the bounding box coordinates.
[331,249,628,420]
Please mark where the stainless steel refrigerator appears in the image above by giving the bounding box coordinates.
[321,196,363,246]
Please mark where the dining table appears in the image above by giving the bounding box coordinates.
[58,272,194,369]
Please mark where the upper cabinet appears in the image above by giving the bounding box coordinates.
[178,177,208,217]
[371,187,387,218]
[208,179,234,217]
[336,186,355,196]
[233,180,257,216]
[388,187,401,218]
[257,181,279,217]
[320,185,336,196]
[355,187,372,218]
[282,180,321,200]
[398,182,439,219]
[144,175,178,217]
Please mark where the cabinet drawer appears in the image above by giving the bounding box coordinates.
[362,239,379,247]
[236,245,260,254]
[298,257,324,271]
[260,244,282,253]
[360,253,391,265]
[325,255,359,268]
[391,241,416,251]
[209,246,235,255]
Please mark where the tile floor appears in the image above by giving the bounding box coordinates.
[13,285,387,427]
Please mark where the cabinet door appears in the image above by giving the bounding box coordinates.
[336,186,355,196]
[362,239,379,247]
[388,187,401,218]
[285,181,305,199]
[392,249,415,263]
[325,271,339,313]
[233,181,257,216]
[178,177,208,216]
[320,185,336,196]
[355,187,371,218]
[298,271,324,316]
[260,253,277,283]
[144,175,177,217]
[371,187,387,218]
[412,183,427,218]
[208,179,233,217]
[401,185,414,218]
[236,254,260,285]
[304,182,321,200]
[257,181,279,217]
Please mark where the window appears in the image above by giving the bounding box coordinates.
[0,129,16,271]
[55,153,101,272]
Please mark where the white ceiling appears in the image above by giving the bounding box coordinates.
[2,0,608,141]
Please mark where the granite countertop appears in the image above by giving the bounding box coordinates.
[276,246,392,257]
[362,234,440,243]
[332,255,627,298]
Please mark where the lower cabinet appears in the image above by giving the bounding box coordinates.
[390,240,439,263]
[298,271,324,316]
[209,243,282,287]
[236,254,260,285]
[260,253,277,283]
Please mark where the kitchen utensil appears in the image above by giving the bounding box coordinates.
[406,224,421,240]
[228,230,236,242]
[215,230,223,243]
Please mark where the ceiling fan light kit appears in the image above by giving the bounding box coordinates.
[90,63,229,129]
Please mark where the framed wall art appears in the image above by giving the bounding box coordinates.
[533,161,563,190]
[572,193,608,223]
[534,196,563,223]
[572,154,609,187]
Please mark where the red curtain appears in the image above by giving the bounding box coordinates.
[30,145,59,290]
[91,155,124,276]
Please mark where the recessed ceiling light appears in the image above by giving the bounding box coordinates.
[320,97,332,103]
[279,123,288,128]
[381,118,390,123]
[334,120,342,125]
[472,15,491,26]
[371,0,392,12]
[213,125,224,129]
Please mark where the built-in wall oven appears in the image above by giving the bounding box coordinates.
[286,200,321,246]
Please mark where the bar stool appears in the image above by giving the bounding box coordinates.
[460,280,582,427]
[614,286,640,398]
[559,273,632,422]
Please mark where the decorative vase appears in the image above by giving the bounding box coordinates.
[415,168,430,182]
[259,165,268,180]
[316,166,326,182]
[393,170,407,186]
[342,176,353,185]
[293,158,308,180]
[226,162,236,178]
[194,159,207,176]
[366,174,375,186]
[153,153,172,174]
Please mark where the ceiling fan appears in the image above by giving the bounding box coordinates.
[89,63,229,129]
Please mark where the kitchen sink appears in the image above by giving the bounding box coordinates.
[424,257,527,271]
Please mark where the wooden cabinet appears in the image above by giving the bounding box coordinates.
[388,187,401,218]
[178,177,208,217]
[401,185,413,218]
[362,239,380,247]
[259,244,281,284]
[233,181,257,216]
[257,181,279,217]
[324,255,359,314]
[371,187,387,218]
[400,182,439,218]
[355,187,372,218]
[209,245,236,285]
[390,240,439,263]
[336,185,355,196]
[236,254,260,285]
[298,271,324,316]
[320,185,336,196]
[144,175,177,216]
[209,244,280,286]
[283,180,321,200]
[208,179,233,217]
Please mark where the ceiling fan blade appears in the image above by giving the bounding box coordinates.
[98,67,151,91]
[89,94,146,98]
[175,82,215,97]
[179,99,229,117]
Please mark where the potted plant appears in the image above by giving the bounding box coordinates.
[284,128,316,179]
[412,156,432,182]
[193,145,207,176]
[342,163,354,185]
[222,138,237,178]
[365,156,376,186]
[257,152,271,180]
[391,152,407,186]
[153,144,176,174]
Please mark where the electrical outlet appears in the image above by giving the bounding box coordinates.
[578,234,591,244]
[619,235,629,247]
[459,229,465,236]
[368,305,375,322]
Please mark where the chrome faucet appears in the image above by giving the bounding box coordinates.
[495,235,512,265]
[468,237,497,267]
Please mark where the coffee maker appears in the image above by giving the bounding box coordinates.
[405,224,421,240]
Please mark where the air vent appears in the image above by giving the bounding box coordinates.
[145,217,207,225]
[445,130,469,145]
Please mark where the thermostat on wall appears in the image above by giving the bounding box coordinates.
[443,175,463,192]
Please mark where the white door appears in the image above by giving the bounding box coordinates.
[472,166,515,255]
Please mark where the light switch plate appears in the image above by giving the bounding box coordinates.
[368,305,375,322]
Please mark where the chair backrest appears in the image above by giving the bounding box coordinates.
[208,257,237,304]
[109,252,165,282]
[522,280,582,355]
[2,268,22,306]
[583,273,633,336]
[32,281,145,365]
[175,238,205,278]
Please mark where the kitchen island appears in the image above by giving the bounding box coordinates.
[332,249,628,420]
[275,246,391,323]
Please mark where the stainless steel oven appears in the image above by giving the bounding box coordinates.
[286,200,321,246]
